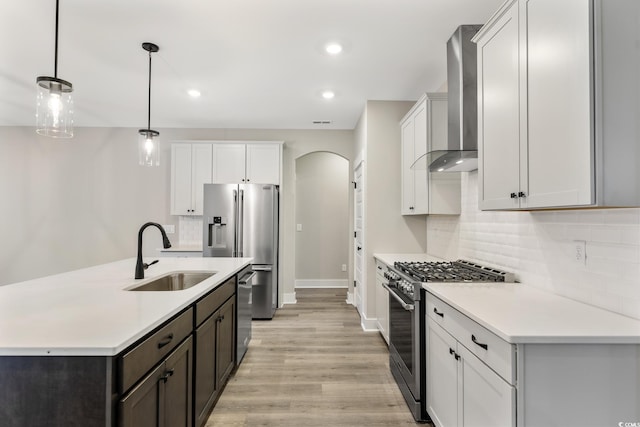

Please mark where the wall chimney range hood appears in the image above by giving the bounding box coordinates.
[412,25,482,173]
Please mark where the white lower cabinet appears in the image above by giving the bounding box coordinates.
[374,260,389,344]
[426,294,515,427]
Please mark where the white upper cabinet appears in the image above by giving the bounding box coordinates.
[246,143,281,184]
[171,143,213,216]
[475,0,640,210]
[401,93,460,215]
[213,142,282,185]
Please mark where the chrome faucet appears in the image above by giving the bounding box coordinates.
[135,222,172,279]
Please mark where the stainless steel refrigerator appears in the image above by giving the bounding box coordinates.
[203,183,279,320]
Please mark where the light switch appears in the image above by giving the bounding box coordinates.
[296,224,303,232]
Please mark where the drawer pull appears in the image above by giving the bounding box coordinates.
[471,334,488,350]
[160,368,174,383]
[449,348,455,355]
[157,333,174,349]
[433,307,444,318]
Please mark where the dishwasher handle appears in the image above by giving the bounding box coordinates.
[382,283,414,311]
[239,271,257,285]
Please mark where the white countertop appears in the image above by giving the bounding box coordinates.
[373,253,445,266]
[159,245,203,252]
[424,282,640,344]
[0,257,252,356]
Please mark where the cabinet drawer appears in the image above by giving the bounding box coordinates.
[195,277,235,326]
[120,308,193,393]
[426,294,515,384]
[375,260,386,280]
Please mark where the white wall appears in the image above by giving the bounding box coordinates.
[358,101,427,324]
[0,126,354,299]
[427,171,640,320]
[295,152,349,285]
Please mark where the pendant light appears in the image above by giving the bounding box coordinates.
[36,0,74,138]
[138,42,160,167]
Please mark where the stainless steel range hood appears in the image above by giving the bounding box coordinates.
[413,25,482,173]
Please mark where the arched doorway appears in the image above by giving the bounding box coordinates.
[294,152,350,290]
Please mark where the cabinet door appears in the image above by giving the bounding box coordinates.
[458,345,515,427]
[412,103,428,214]
[246,144,280,184]
[477,2,522,210]
[427,320,459,427]
[171,144,194,215]
[375,273,389,344]
[216,297,236,386]
[194,314,219,427]
[213,144,246,183]
[119,363,164,427]
[401,118,416,214]
[164,337,193,427]
[523,0,593,208]
[191,144,213,216]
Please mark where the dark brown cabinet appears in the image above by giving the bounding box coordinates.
[119,337,193,427]
[194,278,236,427]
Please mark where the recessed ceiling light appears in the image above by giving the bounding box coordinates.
[322,91,335,100]
[325,43,343,55]
[187,89,201,98]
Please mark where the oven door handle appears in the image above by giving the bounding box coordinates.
[382,283,414,311]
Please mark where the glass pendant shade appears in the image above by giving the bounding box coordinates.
[138,129,160,167]
[36,77,74,138]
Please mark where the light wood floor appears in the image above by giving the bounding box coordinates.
[206,288,429,427]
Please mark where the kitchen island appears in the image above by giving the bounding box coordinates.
[0,256,252,427]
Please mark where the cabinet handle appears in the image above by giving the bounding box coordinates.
[454,353,461,361]
[157,333,174,349]
[433,307,444,318]
[471,334,488,350]
[160,368,174,383]
[510,193,518,199]
[377,266,383,270]
[518,191,526,198]
[357,246,362,251]
[449,348,455,355]
[218,315,225,323]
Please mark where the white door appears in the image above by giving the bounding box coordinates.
[427,320,460,427]
[353,161,364,314]
[171,144,194,215]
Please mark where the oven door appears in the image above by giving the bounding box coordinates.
[386,284,418,397]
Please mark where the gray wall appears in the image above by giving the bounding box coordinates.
[0,126,354,302]
[295,152,349,282]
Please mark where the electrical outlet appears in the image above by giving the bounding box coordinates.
[573,240,587,265]
[296,224,303,232]
[341,264,347,272]
[163,224,175,234]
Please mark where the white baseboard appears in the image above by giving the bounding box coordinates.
[346,291,354,305]
[294,279,348,289]
[282,292,297,305]
[360,314,379,332]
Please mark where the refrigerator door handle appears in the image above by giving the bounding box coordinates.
[238,189,244,257]
[233,189,238,257]
[252,265,273,272]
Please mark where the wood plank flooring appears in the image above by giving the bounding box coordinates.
[206,288,429,427]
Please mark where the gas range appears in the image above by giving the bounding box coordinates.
[384,259,515,300]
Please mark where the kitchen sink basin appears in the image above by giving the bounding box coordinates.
[128,271,216,291]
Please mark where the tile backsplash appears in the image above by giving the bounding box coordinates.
[427,172,640,320]
[178,216,203,245]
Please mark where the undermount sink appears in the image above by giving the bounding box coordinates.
[128,271,216,291]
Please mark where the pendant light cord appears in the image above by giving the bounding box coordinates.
[54,0,59,78]
[147,50,152,130]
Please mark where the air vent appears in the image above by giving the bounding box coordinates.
[312,120,332,125]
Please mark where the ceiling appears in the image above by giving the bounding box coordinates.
[1,0,502,130]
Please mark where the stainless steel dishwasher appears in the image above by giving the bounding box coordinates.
[236,266,255,365]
